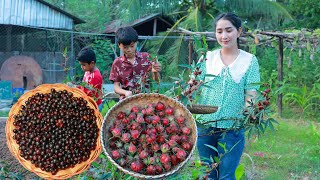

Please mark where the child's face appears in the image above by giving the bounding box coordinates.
[118,42,137,59]
[79,61,95,72]
[215,19,242,49]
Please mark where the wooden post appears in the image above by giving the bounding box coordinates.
[153,18,157,36]
[188,40,193,74]
[277,37,284,117]
[188,40,192,65]
[6,25,12,52]
[70,29,74,78]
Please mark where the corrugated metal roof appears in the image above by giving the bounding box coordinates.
[0,0,85,30]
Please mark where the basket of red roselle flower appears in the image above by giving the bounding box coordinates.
[101,93,197,179]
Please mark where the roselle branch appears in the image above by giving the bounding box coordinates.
[181,79,203,97]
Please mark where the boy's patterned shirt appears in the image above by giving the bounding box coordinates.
[109,52,152,91]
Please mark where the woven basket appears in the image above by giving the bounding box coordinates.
[101,93,198,179]
[187,104,218,114]
[6,84,103,180]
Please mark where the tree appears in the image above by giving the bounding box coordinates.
[115,0,292,30]
[284,0,320,29]
[44,0,112,32]
[217,0,293,29]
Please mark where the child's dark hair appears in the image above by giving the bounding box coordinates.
[116,26,138,45]
[77,46,96,63]
[215,13,242,47]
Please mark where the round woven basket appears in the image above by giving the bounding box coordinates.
[101,93,198,179]
[6,84,103,180]
[187,104,218,114]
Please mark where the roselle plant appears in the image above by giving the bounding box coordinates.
[166,35,279,137]
[239,83,279,137]
[159,35,280,178]
[162,35,214,107]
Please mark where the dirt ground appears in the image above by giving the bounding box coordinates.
[0,118,37,179]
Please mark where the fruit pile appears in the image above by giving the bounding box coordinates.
[11,88,99,175]
[107,101,194,175]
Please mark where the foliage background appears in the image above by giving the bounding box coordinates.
[42,0,320,120]
[20,0,320,178]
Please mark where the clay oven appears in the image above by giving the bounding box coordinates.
[0,56,43,90]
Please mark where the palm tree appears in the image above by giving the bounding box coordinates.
[218,0,293,29]
[115,0,292,30]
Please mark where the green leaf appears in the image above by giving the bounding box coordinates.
[80,176,88,180]
[169,76,181,81]
[204,144,218,153]
[193,35,203,49]
[100,173,111,179]
[91,162,100,168]
[160,82,175,87]
[202,34,208,49]
[99,153,107,159]
[196,62,204,67]
[194,160,202,168]
[218,142,227,153]
[213,156,220,163]
[201,84,213,89]
[204,74,217,77]
[191,169,201,179]
[258,124,265,133]
[268,118,279,124]
[210,156,214,163]
[63,47,68,57]
[180,95,192,107]
[235,164,245,180]
[178,64,193,69]
[196,48,207,54]
[267,120,275,131]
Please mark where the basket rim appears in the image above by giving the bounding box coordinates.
[100,93,198,179]
[6,83,102,179]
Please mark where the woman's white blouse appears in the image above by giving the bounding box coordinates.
[197,49,260,128]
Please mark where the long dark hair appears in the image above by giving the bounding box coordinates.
[214,13,242,48]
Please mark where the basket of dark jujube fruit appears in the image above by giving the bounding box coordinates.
[6,84,103,179]
[101,93,197,179]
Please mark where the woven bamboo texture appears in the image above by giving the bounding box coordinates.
[6,84,102,180]
[187,104,218,114]
[101,93,198,179]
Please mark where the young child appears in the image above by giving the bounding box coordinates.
[196,13,260,179]
[109,26,161,99]
[76,46,103,110]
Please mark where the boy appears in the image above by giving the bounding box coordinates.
[109,26,161,99]
[76,46,103,109]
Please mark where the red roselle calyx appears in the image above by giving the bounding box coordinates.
[107,101,194,175]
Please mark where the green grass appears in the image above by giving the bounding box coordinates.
[242,119,320,179]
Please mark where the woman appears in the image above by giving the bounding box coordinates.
[196,13,260,179]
